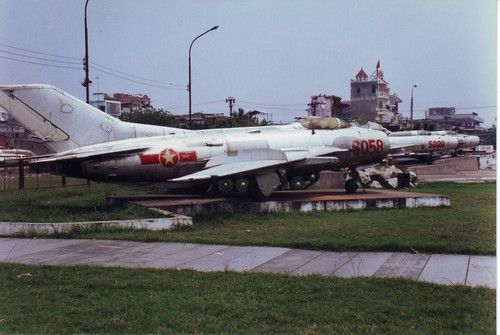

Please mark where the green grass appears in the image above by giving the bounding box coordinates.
[0,182,160,222]
[67,182,496,255]
[0,263,494,334]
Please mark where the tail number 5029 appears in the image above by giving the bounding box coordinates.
[352,139,384,155]
[428,140,445,148]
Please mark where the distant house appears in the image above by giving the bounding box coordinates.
[421,107,484,130]
[90,92,151,117]
[308,94,351,119]
[176,112,227,128]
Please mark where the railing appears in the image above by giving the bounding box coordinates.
[0,169,90,192]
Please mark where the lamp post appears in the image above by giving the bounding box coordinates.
[83,0,92,103]
[410,84,417,128]
[187,25,219,129]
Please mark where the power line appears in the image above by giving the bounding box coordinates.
[398,105,496,113]
[238,103,306,112]
[0,49,81,65]
[168,99,226,109]
[238,99,307,107]
[90,62,185,87]
[0,42,81,60]
[0,55,81,70]
[0,41,185,88]
[92,67,185,90]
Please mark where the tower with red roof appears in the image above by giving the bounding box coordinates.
[348,60,402,128]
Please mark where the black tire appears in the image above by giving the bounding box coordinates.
[216,178,234,193]
[345,179,358,194]
[289,176,306,190]
[248,177,266,200]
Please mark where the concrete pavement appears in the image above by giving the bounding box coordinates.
[0,238,495,288]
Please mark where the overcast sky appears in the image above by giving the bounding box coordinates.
[0,0,496,126]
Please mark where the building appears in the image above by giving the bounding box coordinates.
[419,107,484,130]
[308,94,351,119]
[90,93,122,117]
[90,92,151,117]
[348,62,402,127]
[176,112,227,128]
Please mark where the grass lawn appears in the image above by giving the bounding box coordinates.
[0,181,160,222]
[65,182,496,255]
[0,263,494,334]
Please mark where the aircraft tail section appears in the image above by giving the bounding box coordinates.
[0,84,188,152]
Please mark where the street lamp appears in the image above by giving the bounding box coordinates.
[187,25,219,129]
[410,84,417,128]
[82,0,92,103]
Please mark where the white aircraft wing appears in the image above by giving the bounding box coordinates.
[170,146,344,182]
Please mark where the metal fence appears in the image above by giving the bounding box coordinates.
[0,168,89,191]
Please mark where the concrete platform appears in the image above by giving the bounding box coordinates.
[0,212,193,237]
[108,189,450,216]
[0,238,494,288]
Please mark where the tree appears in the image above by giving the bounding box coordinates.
[119,108,178,127]
[212,108,263,128]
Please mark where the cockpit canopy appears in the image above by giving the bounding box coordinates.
[388,130,431,137]
[298,117,351,130]
[432,130,458,136]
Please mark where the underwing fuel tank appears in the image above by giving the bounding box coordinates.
[80,155,205,181]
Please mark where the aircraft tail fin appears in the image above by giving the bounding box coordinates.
[0,84,186,153]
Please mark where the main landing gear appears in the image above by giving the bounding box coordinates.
[213,172,281,200]
[212,171,321,200]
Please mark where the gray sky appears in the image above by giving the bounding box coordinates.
[0,0,496,126]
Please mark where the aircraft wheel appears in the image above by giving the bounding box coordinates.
[304,173,320,188]
[344,179,358,194]
[289,176,306,190]
[217,178,234,193]
[234,178,249,193]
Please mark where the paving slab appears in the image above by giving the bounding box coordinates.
[334,252,392,278]
[145,244,229,269]
[292,251,353,275]
[218,246,290,272]
[177,246,258,271]
[466,256,496,288]
[374,253,430,280]
[8,240,136,265]
[418,254,469,285]
[251,249,323,273]
[0,238,80,261]
[64,241,174,267]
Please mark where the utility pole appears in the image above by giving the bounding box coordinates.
[225,96,236,115]
[188,25,219,129]
[410,84,417,128]
[82,0,92,103]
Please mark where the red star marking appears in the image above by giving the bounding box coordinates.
[159,148,179,168]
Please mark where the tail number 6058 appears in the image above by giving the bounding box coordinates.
[352,139,384,155]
